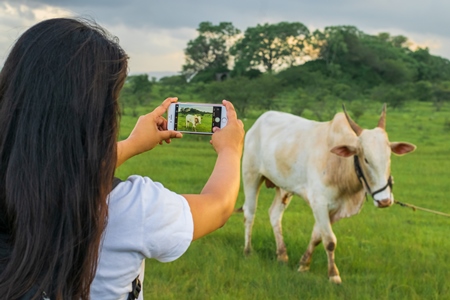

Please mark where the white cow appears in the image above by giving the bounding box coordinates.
[241,105,416,284]
[186,114,201,131]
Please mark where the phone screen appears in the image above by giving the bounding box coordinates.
[172,103,225,134]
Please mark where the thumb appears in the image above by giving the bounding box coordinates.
[160,130,183,141]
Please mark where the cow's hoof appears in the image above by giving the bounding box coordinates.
[329,275,342,284]
[243,247,252,257]
[277,254,289,263]
[298,265,310,272]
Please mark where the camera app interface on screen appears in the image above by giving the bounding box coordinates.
[174,104,222,133]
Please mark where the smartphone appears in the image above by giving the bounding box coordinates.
[167,102,227,135]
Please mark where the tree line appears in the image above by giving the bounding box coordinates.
[120,21,450,119]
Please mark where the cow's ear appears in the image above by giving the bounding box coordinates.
[330,145,357,157]
[390,142,416,156]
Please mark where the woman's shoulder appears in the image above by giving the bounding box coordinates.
[110,175,165,199]
[107,175,188,220]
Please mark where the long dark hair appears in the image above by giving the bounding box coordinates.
[0,18,128,299]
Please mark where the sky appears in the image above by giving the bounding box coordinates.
[1,0,449,79]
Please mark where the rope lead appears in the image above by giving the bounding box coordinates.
[394,200,450,218]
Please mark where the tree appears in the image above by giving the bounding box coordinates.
[414,80,450,111]
[414,80,434,102]
[159,75,187,86]
[201,76,253,117]
[376,32,410,49]
[311,26,362,68]
[311,26,419,86]
[231,22,310,73]
[201,74,281,117]
[290,87,314,117]
[307,88,339,121]
[332,83,360,102]
[276,60,330,89]
[370,83,413,109]
[182,22,240,80]
[119,74,152,116]
[380,58,415,84]
[432,81,450,111]
[410,48,450,81]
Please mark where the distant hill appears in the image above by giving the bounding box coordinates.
[146,71,179,81]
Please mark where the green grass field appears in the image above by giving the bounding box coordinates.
[116,101,450,300]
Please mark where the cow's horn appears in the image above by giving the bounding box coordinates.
[342,104,362,136]
[377,103,387,130]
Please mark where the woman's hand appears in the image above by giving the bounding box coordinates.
[117,97,182,167]
[210,100,245,156]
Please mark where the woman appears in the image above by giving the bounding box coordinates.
[0,18,244,300]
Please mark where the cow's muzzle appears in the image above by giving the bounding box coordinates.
[375,198,393,208]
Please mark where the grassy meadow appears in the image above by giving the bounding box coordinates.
[115,101,450,300]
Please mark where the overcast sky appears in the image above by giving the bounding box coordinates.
[1,0,449,78]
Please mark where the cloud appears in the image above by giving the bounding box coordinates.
[6,0,450,36]
[107,24,195,73]
[0,2,74,60]
[1,0,450,72]
[22,0,450,35]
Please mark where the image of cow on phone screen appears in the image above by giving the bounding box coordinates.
[185,114,202,131]
[179,105,212,132]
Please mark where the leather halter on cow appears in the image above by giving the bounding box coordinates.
[343,104,394,203]
[354,155,393,200]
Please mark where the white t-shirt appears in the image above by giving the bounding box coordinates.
[90,175,194,300]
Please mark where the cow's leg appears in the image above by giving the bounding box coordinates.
[242,173,264,256]
[268,188,293,263]
[323,229,340,284]
[324,235,340,284]
[308,203,341,284]
[298,222,321,272]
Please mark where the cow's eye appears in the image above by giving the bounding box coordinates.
[364,158,369,164]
